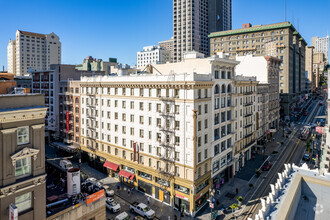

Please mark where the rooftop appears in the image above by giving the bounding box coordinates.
[251,164,330,220]
[18,30,47,38]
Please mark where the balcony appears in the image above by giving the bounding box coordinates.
[86,103,96,108]
[244,102,253,107]
[245,132,253,139]
[159,96,176,102]
[243,91,253,95]
[244,123,253,128]
[244,113,253,118]
[244,140,256,149]
[160,142,175,148]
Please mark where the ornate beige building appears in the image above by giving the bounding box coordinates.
[209,22,307,117]
[0,94,47,220]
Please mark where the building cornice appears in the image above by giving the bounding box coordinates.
[80,81,214,89]
[0,174,46,198]
[0,107,47,123]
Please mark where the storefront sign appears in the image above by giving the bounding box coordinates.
[269,129,276,133]
[133,142,137,161]
[316,126,323,134]
[66,111,70,133]
[195,192,203,200]
[86,189,105,205]
[9,203,18,220]
[175,194,189,201]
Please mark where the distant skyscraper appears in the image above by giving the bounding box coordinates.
[7,30,61,76]
[312,35,329,63]
[173,0,232,62]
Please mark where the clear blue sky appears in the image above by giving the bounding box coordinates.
[1,0,329,70]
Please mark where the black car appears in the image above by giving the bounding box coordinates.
[302,153,311,161]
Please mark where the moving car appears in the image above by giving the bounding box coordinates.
[130,202,155,219]
[303,110,308,116]
[262,161,272,171]
[106,198,121,213]
[319,102,323,106]
[302,153,311,161]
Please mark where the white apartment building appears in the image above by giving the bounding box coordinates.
[173,0,232,62]
[7,30,61,76]
[236,55,281,143]
[79,52,239,215]
[136,46,170,68]
[312,34,329,63]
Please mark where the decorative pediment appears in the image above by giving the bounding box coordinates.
[10,147,40,166]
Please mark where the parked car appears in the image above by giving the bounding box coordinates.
[103,185,115,197]
[59,159,73,170]
[115,211,130,220]
[302,153,311,161]
[319,102,323,106]
[134,216,146,220]
[106,198,121,213]
[262,161,272,171]
[130,202,155,219]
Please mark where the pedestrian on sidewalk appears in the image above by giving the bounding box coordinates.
[147,197,150,204]
[128,189,130,194]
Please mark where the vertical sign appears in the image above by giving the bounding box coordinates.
[66,111,70,133]
[9,203,18,220]
[133,142,136,161]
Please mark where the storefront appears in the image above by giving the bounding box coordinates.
[212,165,232,190]
[155,187,170,204]
[174,194,190,214]
[118,166,135,187]
[103,161,119,178]
[195,191,209,211]
[138,180,153,196]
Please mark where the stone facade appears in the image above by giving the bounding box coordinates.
[0,94,47,220]
[209,22,307,117]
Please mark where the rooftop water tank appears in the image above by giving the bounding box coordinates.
[67,168,81,196]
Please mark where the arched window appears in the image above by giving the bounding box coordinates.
[221,84,226,93]
[214,85,220,94]
[227,84,232,93]
[75,98,79,103]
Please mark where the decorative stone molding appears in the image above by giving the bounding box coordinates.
[0,108,47,123]
[10,147,40,166]
[0,174,46,198]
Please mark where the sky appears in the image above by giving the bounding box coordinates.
[0,0,329,70]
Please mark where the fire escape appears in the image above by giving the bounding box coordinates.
[86,90,97,152]
[158,84,176,186]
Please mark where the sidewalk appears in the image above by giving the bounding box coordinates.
[76,162,192,220]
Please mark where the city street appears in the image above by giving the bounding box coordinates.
[237,97,326,220]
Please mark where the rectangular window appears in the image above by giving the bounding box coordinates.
[15,192,32,213]
[17,126,29,145]
[15,157,31,178]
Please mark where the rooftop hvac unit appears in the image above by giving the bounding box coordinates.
[67,168,81,196]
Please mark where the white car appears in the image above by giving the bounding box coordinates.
[106,198,121,213]
[130,202,155,219]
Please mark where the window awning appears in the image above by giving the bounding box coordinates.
[103,161,119,171]
[118,169,134,179]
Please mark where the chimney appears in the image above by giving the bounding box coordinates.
[242,23,252,29]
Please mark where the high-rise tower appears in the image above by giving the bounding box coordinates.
[173,0,232,62]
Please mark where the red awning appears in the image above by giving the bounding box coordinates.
[103,161,119,171]
[118,170,133,179]
[129,174,135,180]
